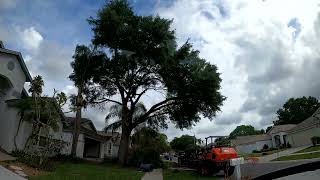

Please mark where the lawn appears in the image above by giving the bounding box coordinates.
[293,145,320,154]
[30,162,144,180]
[240,149,285,160]
[272,151,320,161]
[163,170,220,180]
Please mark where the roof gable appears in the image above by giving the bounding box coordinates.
[267,124,296,134]
[0,45,32,82]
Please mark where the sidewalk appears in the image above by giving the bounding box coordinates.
[258,146,308,162]
[141,169,163,180]
[0,166,26,180]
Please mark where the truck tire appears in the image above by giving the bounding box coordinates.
[224,166,235,176]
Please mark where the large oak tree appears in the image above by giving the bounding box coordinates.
[274,96,320,125]
[87,0,225,165]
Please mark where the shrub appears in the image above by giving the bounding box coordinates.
[12,150,56,171]
[252,150,261,153]
[263,144,269,150]
[311,136,320,146]
[286,143,292,148]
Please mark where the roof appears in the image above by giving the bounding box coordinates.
[65,117,97,132]
[267,124,296,134]
[288,107,320,133]
[0,44,32,82]
[231,134,271,146]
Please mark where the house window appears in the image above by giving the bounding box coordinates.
[274,135,281,147]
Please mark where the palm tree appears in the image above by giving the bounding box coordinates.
[69,45,105,157]
[104,102,147,133]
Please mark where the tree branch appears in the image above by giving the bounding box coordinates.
[92,98,122,105]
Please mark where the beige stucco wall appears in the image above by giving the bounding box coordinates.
[288,127,320,147]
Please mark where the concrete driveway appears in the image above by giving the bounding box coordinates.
[0,166,26,180]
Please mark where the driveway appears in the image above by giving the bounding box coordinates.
[0,166,26,180]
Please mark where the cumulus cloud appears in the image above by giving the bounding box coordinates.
[18,27,43,51]
[155,0,320,139]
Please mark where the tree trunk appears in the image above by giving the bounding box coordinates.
[118,125,131,165]
[71,91,82,157]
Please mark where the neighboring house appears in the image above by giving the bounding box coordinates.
[231,109,320,153]
[230,134,272,154]
[287,108,320,147]
[0,41,119,160]
[267,124,296,147]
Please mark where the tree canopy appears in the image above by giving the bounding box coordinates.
[274,96,320,125]
[170,135,201,153]
[84,0,225,164]
[229,125,264,139]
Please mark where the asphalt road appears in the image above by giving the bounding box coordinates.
[275,169,320,180]
[241,159,320,179]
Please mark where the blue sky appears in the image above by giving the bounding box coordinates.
[1,0,320,140]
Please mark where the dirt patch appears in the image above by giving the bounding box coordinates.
[0,161,49,177]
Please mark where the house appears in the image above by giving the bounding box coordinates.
[287,108,320,147]
[230,134,272,154]
[267,124,296,147]
[231,109,320,153]
[0,41,119,160]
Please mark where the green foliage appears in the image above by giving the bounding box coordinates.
[87,0,225,129]
[170,135,200,153]
[12,150,57,171]
[28,75,44,96]
[85,0,225,164]
[311,136,320,146]
[274,96,320,125]
[214,137,230,147]
[129,128,170,167]
[229,125,264,139]
[266,126,273,133]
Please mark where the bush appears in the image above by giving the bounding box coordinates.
[286,143,292,148]
[252,150,261,153]
[263,144,269,150]
[311,136,320,146]
[12,150,56,171]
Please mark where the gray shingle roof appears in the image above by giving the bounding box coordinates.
[267,124,296,134]
[231,134,271,146]
[288,107,320,133]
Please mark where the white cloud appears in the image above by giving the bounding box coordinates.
[155,0,320,139]
[18,27,43,51]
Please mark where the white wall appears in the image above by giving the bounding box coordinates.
[0,53,27,152]
[103,139,119,159]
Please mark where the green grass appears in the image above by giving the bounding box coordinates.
[272,151,320,161]
[240,149,285,160]
[163,170,220,180]
[29,162,144,180]
[293,145,320,154]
